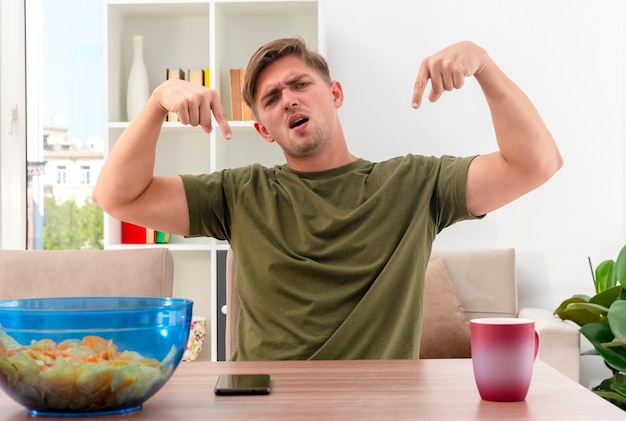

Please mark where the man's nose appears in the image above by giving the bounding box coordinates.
[282,92,298,110]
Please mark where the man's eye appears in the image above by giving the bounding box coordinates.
[295,82,309,89]
[265,96,278,107]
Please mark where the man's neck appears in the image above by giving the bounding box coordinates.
[285,149,358,172]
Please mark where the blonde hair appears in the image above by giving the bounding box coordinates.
[242,37,331,113]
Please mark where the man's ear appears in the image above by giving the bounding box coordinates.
[331,80,344,108]
[254,121,275,143]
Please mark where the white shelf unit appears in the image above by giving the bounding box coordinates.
[104,0,322,360]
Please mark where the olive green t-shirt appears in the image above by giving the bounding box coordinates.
[182,154,477,360]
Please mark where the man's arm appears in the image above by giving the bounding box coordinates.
[412,41,563,216]
[92,79,232,236]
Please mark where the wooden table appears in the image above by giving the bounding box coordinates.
[0,359,623,420]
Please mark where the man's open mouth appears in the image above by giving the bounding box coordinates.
[290,117,309,129]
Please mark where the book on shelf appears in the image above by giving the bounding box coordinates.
[155,231,171,244]
[165,68,185,122]
[203,68,211,88]
[188,69,204,86]
[229,68,243,121]
[121,221,170,244]
[229,68,253,121]
[240,68,253,120]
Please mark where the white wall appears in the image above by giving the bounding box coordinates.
[323,0,626,311]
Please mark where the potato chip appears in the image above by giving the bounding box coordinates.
[0,332,175,411]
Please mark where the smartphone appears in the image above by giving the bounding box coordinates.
[214,374,271,395]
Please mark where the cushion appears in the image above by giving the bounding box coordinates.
[419,256,471,358]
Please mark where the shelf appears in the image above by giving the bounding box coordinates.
[216,241,230,250]
[104,229,213,251]
[105,0,321,361]
[108,120,254,130]
[107,1,210,18]
[216,1,317,17]
[105,243,213,251]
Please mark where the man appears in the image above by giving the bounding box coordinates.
[93,38,562,360]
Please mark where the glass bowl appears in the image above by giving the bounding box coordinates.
[0,296,192,417]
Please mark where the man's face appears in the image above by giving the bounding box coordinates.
[252,55,343,160]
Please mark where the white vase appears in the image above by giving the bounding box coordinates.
[126,35,150,121]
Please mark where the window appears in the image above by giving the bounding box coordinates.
[79,165,91,185]
[56,165,67,185]
[26,0,104,250]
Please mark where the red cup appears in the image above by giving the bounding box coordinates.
[470,318,539,402]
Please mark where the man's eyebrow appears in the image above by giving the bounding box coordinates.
[286,73,310,85]
[259,73,311,103]
[260,87,280,103]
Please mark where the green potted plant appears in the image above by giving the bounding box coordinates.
[554,244,626,409]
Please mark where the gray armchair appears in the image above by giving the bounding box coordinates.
[0,248,174,299]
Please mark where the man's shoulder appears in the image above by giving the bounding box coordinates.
[376,154,472,168]
[372,154,441,171]
[222,163,285,181]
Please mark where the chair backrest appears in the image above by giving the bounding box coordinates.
[0,248,174,299]
[431,248,517,320]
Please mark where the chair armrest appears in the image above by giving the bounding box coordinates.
[518,307,580,382]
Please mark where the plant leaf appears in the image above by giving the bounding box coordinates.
[593,376,616,393]
[596,260,617,294]
[590,286,623,307]
[554,297,588,319]
[609,300,626,344]
[594,376,622,395]
[580,323,626,373]
[611,373,626,400]
[602,338,626,348]
[612,383,626,396]
[594,389,626,402]
[567,302,609,314]
[593,375,626,404]
[558,302,609,326]
[617,245,626,288]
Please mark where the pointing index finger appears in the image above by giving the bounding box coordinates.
[412,63,430,109]
[210,96,233,140]
[215,113,232,140]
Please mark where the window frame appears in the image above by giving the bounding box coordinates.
[0,0,27,249]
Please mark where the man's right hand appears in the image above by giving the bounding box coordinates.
[153,79,232,139]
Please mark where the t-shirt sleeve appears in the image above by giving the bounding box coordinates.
[433,154,483,232]
[180,172,231,240]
